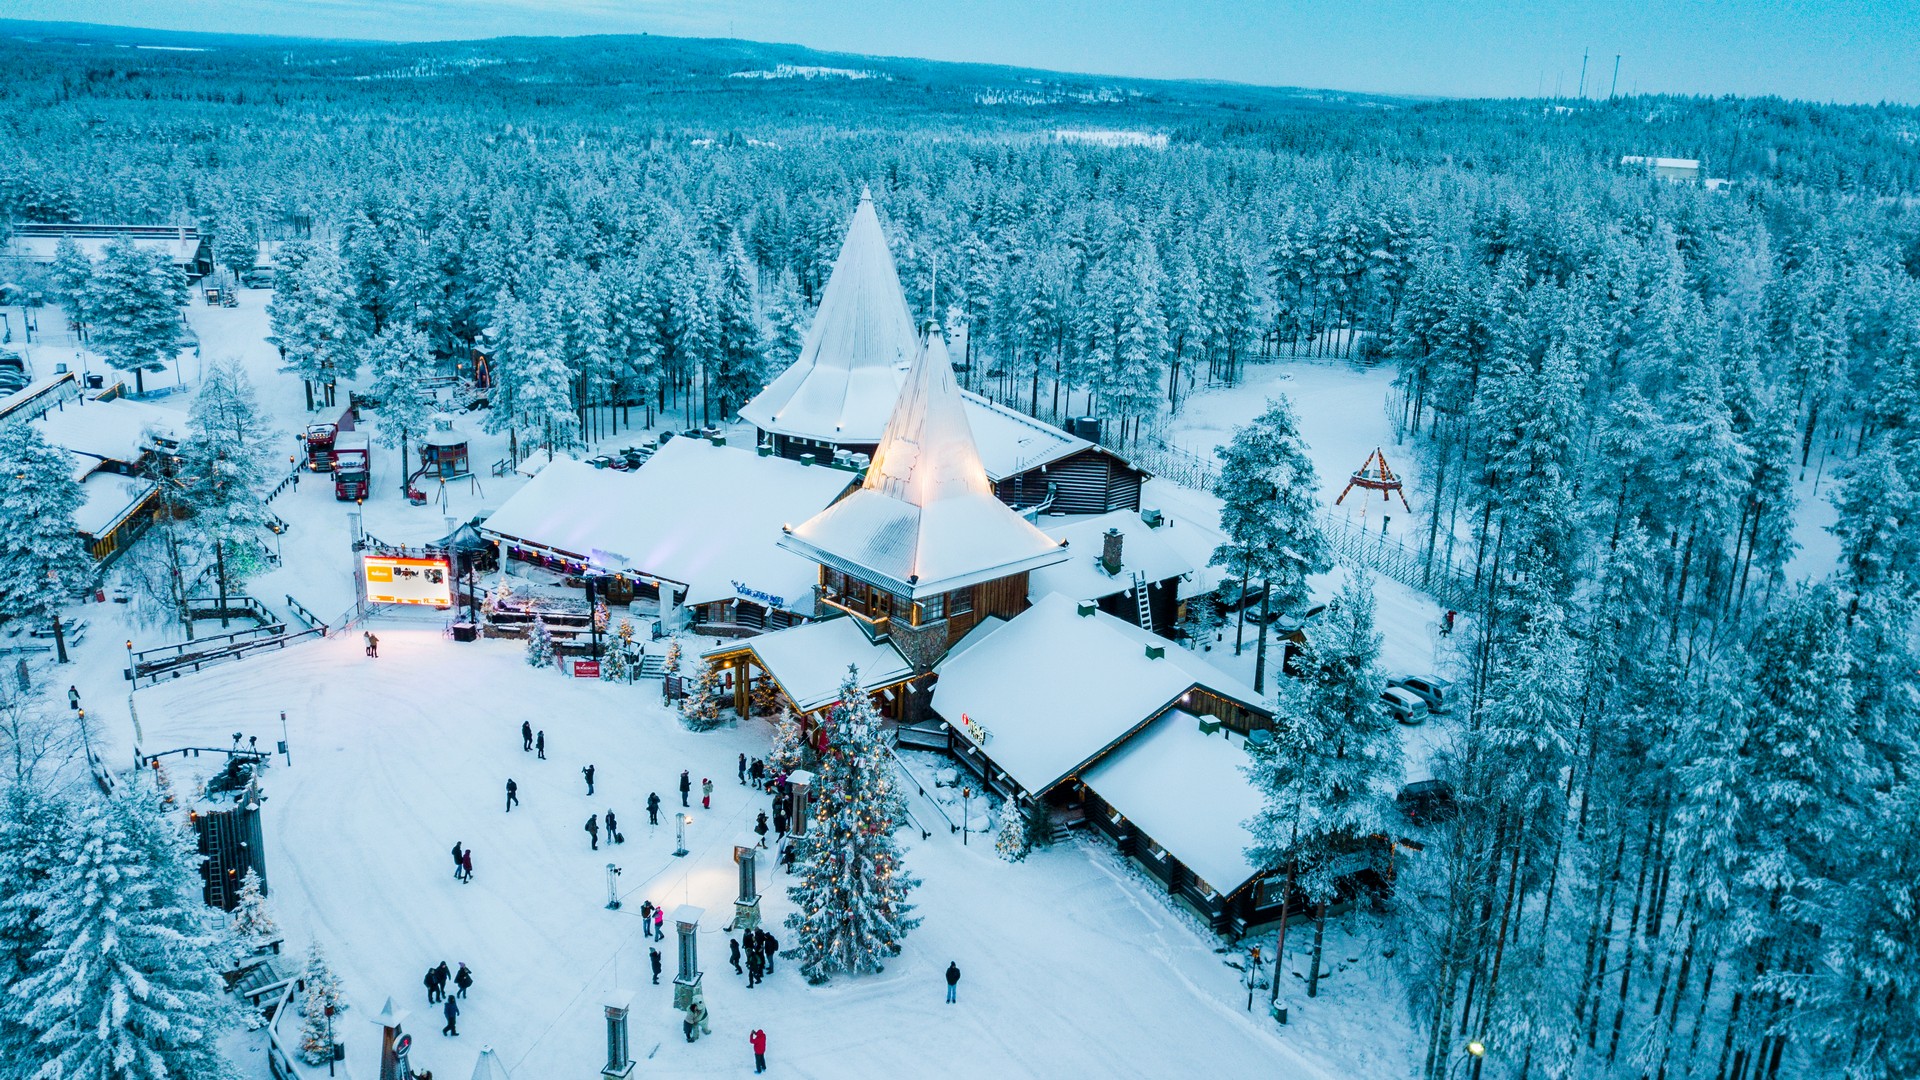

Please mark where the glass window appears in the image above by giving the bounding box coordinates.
[891,593,912,619]
[949,588,973,616]
[921,594,944,621]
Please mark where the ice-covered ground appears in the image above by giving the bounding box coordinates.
[93,631,1415,1079]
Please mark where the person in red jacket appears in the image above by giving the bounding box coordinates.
[749,1028,767,1074]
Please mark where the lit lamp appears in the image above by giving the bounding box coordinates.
[671,904,705,1010]
[732,837,761,932]
[786,770,813,838]
[599,996,635,1079]
[673,813,691,858]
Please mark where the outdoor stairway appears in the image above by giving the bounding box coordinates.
[1132,570,1153,632]
[636,654,666,678]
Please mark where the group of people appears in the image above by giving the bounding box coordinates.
[449,841,474,883]
[421,961,473,1036]
[727,927,780,987]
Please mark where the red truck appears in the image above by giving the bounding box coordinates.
[302,423,339,471]
[333,432,370,501]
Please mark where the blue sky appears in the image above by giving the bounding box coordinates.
[10,0,1919,103]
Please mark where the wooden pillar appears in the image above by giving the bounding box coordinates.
[733,656,750,716]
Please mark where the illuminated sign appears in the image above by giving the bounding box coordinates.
[363,555,453,607]
[731,580,787,610]
[960,712,991,746]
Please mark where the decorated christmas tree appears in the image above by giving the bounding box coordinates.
[663,637,683,675]
[297,940,343,1065]
[995,801,1032,863]
[679,662,726,731]
[783,667,921,982]
[525,616,554,668]
[767,706,808,776]
[228,867,279,957]
[600,619,635,682]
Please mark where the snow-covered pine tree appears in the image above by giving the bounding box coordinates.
[82,238,189,395]
[600,619,636,682]
[707,232,765,421]
[767,705,807,775]
[0,784,72,1066]
[663,637,683,675]
[268,239,360,411]
[362,325,436,493]
[228,867,279,958]
[525,616,555,668]
[179,359,277,619]
[1209,398,1330,665]
[0,423,94,646]
[783,667,921,982]
[678,662,725,731]
[51,237,93,332]
[12,778,239,1080]
[298,940,346,1064]
[995,800,1031,863]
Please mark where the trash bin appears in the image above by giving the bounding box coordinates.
[1271,1000,1289,1025]
[452,623,477,643]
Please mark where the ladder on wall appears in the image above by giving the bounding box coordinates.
[1132,571,1153,633]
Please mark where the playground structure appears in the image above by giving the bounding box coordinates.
[1334,447,1411,528]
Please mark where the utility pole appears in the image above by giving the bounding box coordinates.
[1610,55,1622,99]
[1577,48,1589,99]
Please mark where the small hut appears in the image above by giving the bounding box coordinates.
[418,416,471,480]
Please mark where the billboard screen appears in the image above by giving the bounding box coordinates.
[363,555,453,607]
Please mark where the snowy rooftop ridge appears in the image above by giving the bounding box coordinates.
[738,190,920,444]
[701,616,913,713]
[780,327,1068,600]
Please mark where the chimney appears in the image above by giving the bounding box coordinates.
[1101,528,1124,576]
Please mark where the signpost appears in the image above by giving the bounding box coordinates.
[361,555,453,608]
[574,659,602,678]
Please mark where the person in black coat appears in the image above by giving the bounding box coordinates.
[454,963,473,998]
[424,967,440,1004]
[754,812,769,847]
[605,810,619,842]
[749,758,765,785]
[521,720,533,751]
[505,779,519,812]
[678,770,691,807]
[441,995,459,1036]
[945,961,961,1003]
[649,947,663,985]
[737,752,747,784]
[729,937,743,974]
[451,841,464,880]
[772,805,788,839]
[586,815,600,850]
[745,943,763,988]
[535,731,546,759]
[583,764,595,795]
[646,792,661,825]
[760,930,779,974]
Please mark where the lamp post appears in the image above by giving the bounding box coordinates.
[960,786,971,845]
[605,863,623,910]
[671,905,705,1010]
[673,813,690,858]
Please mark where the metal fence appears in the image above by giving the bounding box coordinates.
[1318,511,1476,613]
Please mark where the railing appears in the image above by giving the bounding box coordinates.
[262,463,302,504]
[127,624,326,688]
[284,594,328,633]
[885,740,956,837]
[1318,511,1476,613]
[184,594,277,626]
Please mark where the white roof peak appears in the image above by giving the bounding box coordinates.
[865,325,989,508]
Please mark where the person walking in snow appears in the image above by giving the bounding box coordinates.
[687,999,710,1041]
[750,758,765,786]
[454,963,472,999]
[505,779,519,812]
[67,685,79,711]
[535,731,546,760]
[679,770,691,808]
[583,764,596,795]
[461,848,474,882]
[945,961,961,1003]
[760,930,778,974]
[754,812,769,848]
[649,946,662,985]
[586,814,600,851]
[745,942,763,988]
[605,810,619,843]
[729,937,743,975]
[441,994,458,1036]
[434,960,450,994]
[363,631,373,657]
[366,632,380,658]
[750,1028,767,1074]
[701,777,713,809]
[521,720,533,751]
[737,753,747,785]
[772,804,787,840]
[451,841,464,880]
[424,967,440,1004]
[1443,609,1456,637]
[652,906,665,941]
[647,792,661,825]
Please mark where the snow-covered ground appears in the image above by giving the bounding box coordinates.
[90,631,1415,1079]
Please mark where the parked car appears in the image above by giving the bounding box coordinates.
[1210,577,1265,615]
[1391,675,1454,715]
[1380,686,1430,725]
[1397,779,1457,825]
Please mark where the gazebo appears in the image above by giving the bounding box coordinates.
[418,417,471,480]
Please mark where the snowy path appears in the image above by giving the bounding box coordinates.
[107,631,1381,1079]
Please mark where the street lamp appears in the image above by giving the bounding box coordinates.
[673,813,691,858]
[960,786,971,846]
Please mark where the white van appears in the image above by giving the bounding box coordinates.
[1393,675,1454,716]
[1381,686,1431,725]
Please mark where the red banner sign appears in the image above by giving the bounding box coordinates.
[573,660,601,678]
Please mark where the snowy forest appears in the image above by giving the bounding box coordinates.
[3,23,1920,1080]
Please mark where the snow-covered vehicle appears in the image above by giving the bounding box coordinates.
[1391,674,1454,715]
[1397,779,1457,824]
[1380,686,1430,725]
[302,422,338,471]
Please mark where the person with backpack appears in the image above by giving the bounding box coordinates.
[647,792,661,825]
[586,814,600,850]
[454,963,473,999]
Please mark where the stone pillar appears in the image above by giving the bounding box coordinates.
[672,904,705,1009]
[889,616,949,675]
[601,994,635,1078]
[733,839,761,932]
[786,770,814,838]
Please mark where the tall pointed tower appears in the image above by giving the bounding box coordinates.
[739,189,919,456]
[780,325,1068,672]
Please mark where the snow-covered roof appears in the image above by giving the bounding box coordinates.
[931,592,1265,795]
[481,440,855,612]
[72,471,156,539]
[1620,155,1701,171]
[1080,710,1268,896]
[961,393,1094,478]
[33,398,182,464]
[4,233,202,265]
[1136,479,1232,595]
[781,329,1067,600]
[1031,510,1194,602]
[703,616,914,713]
[739,190,920,444]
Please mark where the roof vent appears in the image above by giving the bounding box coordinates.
[1144,644,1165,660]
[800,453,815,467]
[1140,507,1163,528]
[709,434,726,447]
[1077,600,1097,617]
[758,443,772,458]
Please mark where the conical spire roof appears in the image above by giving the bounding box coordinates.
[739,190,920,443]
[782,326,1067,601]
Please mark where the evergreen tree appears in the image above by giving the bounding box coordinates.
[0,785,71,1067]
[12,779,239,1080]
[178,360,276,620]
[297,940,345,1065]
[679,662,726,731]
[227,868,278,958]
[0,423,94,644]
[708,232,766,421]
[1209,398,1330,662]
[82,239,189,395]
[995,800,1031,863]
[524,616,554,668]
[600,619,636,682]
[362,325,436,493]
[783,667,920,982]
[767,705,807,776]
[268,240,359,411]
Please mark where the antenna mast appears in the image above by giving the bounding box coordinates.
[1578,48,1589,99]
[1610,55,1622,99]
